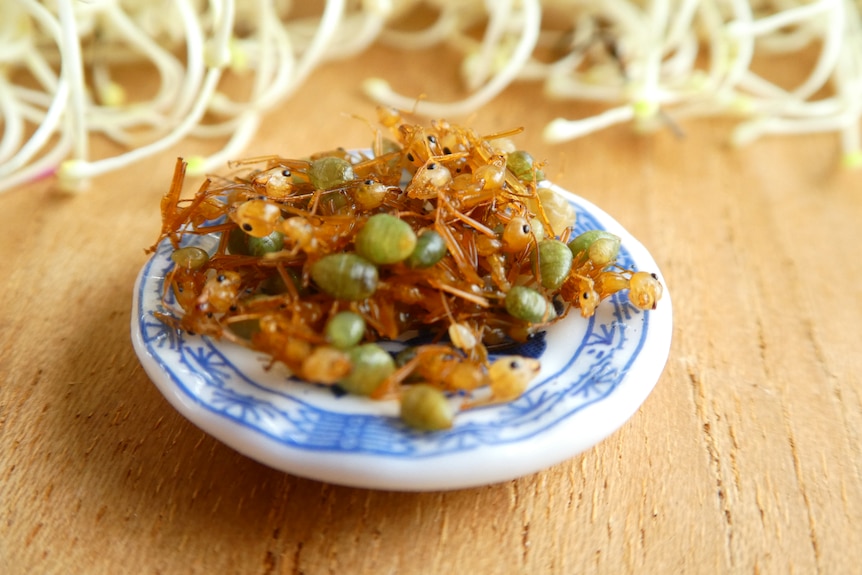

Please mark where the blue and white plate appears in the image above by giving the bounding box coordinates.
[131,183,673,491]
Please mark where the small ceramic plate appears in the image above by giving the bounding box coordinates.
[131,183,672,491]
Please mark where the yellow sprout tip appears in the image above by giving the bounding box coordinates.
[729,96,754,115]
[362,77,392,100]
[229,39,248,73]
[632,99,659,120]
[99,82,127,107]
[186,156,208,176]
[57,160,90,193]
[841,151,862,170]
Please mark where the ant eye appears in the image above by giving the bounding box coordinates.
[443,146,452,155]
[242,223,253,232]
[509,359,521,370]
[651,273,658,279]
[582,292,590,300]
[217,274,226,282]
[281,169,291,177]
[406,152,415,162]
[364,179,374,185]
[427,135,437,143]
[427,163,437,170]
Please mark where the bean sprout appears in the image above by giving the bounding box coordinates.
[2,0,860,195]
[370,0,862,166]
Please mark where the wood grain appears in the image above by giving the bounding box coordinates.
[1,43,860,575]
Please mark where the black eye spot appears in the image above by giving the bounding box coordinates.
[217,274,226,282]
[427,163,437,170]
[651,273,658,279]
[521,224,531,234]
[552,295,565,315]
[407,153,414,162]
[443,146,452,155]
[509,359,521,369]
[582,292,590,300]
[242,223,253,232]
[281,169,291,177]
[427,135,437,143]
[364,179,374,185]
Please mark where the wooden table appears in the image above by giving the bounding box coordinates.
[2,43,860,574]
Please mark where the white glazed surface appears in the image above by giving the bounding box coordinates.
[131,183,673,491]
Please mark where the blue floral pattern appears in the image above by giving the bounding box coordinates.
[135,189,651,458]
